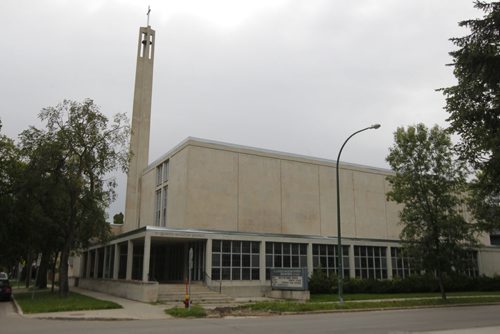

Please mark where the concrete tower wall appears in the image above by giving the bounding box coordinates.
[124,26,155,232]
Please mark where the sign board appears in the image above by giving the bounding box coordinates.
[271,268,308,291]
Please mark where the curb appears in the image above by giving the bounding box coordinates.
[32,316,137,321]
[12,295,23,316]
[240,301,500,317]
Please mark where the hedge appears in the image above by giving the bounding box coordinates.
[308,271,500,294]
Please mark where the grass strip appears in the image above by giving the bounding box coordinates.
[240,296,500,313]
[311,291,500,303]
[15,291,122,314]
[165,305,207,318]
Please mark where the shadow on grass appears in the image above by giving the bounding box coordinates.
[15,291,122,314]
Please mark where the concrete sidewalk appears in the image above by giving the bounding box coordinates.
[17,287,174,320]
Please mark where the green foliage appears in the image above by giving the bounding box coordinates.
[308,269,336,294]
[341,275,500,294]
[0,120,25,270]
[165,305,207,318]
[14,291,121,314]
[441,1,500,230]
[18,99,129,295]
[386,124,477,299]
[113,212,124,225]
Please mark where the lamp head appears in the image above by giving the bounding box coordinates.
[371,124,381,129]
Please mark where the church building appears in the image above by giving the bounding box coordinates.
[77,22,500,303]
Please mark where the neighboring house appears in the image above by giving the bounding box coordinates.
[77,23,500,302]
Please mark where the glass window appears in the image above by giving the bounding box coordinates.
[265,242,308,280]
[312,244,350,278]
[156,164,163,186]
[391,247,415,279]
[162,161,169,182]
[154,189,161,226]
[161,186,167,227]
[211,240,260,281]
[354,246,387,280]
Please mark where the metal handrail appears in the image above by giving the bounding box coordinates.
[203,271,222,294]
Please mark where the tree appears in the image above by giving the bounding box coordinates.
[113,212,124,225]
[442,1,500,230]
[19,99,129,296]
[0,120,25,273]
[19,130,69,289]
[386,124,477,300]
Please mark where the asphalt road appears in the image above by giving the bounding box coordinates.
[2,301,500,334]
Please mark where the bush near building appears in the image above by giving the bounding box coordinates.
[308,269,336,294]
[309,274,500,295]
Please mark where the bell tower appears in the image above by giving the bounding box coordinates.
[124,12,155,231]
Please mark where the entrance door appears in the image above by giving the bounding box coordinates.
[150,240,205,283]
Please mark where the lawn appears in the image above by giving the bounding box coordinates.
[240,295,500,313]
[165,305,207,318]
[14,291,122,314]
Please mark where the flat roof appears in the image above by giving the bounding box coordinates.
[145,137,392,175]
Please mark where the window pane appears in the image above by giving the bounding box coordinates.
[232,241,241,253]
[283,256,291,267]
[242,241,250,253]
[222,268,230,280]
[251,242,260,254]
[266,242,272,254]
[242,254,250,267]
[212,268,220,280]
[232,268,240,280]
[212,240,221,252]
[251,255,259,267]
[232,254,241,267]
[274,256,282,267]
[252,269,259,280]
[242,268,250,280]
[222,254,231,266]
[212,254,220,267]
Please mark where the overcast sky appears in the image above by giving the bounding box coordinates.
[0,0,483,217]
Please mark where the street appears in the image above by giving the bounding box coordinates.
[2,301,500,334]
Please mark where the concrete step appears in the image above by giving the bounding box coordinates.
[158,283,233,304]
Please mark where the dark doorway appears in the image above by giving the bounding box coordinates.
[150,240,205,283]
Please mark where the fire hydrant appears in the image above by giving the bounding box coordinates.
[184,294,190,308]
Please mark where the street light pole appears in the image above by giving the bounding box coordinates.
[336,124,380,304]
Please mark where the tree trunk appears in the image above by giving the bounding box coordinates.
[437,270,447,300]
[51,251,59,293]
[25,253,32,288]
[36,252,50,289]
[59,245,71,297]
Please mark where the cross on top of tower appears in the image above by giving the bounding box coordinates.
[147,6,151,27]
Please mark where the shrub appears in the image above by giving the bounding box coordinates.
[309,270,335,294]
[338,274,500,294]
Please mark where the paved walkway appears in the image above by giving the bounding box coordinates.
[17,287,173,320]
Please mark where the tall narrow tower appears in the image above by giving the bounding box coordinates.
[124,21,155,231]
